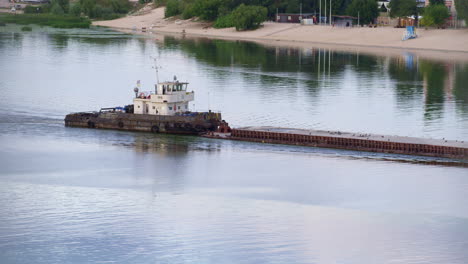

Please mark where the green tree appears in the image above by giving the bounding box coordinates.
[421,4,450,27]
[213,13,234,28]
[59,0,70,12]
[231,4,267,30]
[333,0,353,15]
[165,0,181,17]
[429,0,445,5]
[454,0,468,20]
[50,2,65,15]
[70,3,81,16]
[48,0,69,13]
[80,0,96,17]
[91,4,115,18]
[191,0,222,20]
[346,0,379,24]
[285,0,299,13]
[110,0,131,13]
[389,0,417,18]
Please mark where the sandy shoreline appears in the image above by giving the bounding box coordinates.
[93,6,468,61]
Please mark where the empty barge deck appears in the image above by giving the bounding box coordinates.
[205,126,468,160]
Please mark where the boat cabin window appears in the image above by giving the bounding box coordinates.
[158,83,187,93]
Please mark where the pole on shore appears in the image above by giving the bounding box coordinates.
[358,11,360,27]
[300,3,302,23]
[329,0,332,26]
[319,0,321,25]
[324,0,327,24]
[455,13,457,29]
[387,8,390,26]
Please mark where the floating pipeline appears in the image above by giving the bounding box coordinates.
[203,126,468,160]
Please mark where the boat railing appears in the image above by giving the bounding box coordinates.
[136,91,154,99]
[68,111,99,115]
[100,107,125,113]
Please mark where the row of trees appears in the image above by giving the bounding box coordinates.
[346,0,379,24]
[163,0,268,30]
[162,0,360,23]
[24,0,132,20]
[161,0,463,30]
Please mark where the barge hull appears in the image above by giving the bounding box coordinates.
[221,127,468,160]
[65,112,222,135]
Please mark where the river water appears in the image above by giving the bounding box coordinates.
[1,25,468,264]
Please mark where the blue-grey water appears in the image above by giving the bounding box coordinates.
[1,25,468,264]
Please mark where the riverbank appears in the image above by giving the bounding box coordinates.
[93,6,468,57]
[0,13,91,28]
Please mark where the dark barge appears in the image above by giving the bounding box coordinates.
[205,126,468,160]
[65,110,222,134]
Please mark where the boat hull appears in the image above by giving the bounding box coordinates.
[65,111,222,135]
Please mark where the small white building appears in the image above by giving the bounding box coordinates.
[378,0,390,9]
[133,81,194,116]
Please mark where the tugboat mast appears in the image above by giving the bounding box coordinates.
[151,56,160,85]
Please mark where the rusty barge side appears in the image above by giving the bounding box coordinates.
[215,127,468,160]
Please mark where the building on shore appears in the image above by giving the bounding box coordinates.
[378,0,390,9]
[332,16,357,27]
[276,13,315,23]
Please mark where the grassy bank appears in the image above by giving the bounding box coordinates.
[0,13,91,28]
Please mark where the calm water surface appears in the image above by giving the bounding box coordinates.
[0,25,468,264]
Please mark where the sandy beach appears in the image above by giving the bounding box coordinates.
[94,6,468,60]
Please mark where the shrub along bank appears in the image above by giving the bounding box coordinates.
[1,0,133,29]
[161,0,268,31]
[0,13,91,28]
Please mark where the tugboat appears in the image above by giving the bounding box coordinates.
[65,65,223,134]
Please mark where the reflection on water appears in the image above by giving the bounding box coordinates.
[1,25,468,264]
[1,26,468,139]
[159,36,468,139]
[163,36,468,123]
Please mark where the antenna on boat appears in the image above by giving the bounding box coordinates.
[134,80,140,98]
[150,56,161,84]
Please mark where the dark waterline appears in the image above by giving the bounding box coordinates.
[1,25,468,264]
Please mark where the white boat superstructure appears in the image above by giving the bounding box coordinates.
[133,79,194,116]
